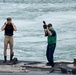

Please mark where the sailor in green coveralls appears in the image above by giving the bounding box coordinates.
[43,22,57,67]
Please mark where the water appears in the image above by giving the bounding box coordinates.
[0,0,76,62]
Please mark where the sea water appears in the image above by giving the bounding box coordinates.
[0,0,76,62]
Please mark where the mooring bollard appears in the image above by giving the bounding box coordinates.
[74,58,76,66]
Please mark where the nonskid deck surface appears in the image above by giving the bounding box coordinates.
[0,73,69,75]
[0,60,74,75]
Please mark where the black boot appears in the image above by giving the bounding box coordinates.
[3,56,7,63]
[10,52,14,61]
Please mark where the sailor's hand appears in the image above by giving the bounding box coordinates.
[4,22,8,25]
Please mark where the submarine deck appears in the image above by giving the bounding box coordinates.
[0,60,75,75]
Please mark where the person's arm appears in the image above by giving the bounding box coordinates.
[1,23,6,31]
[12,23,17,31]
[46,28,52,36]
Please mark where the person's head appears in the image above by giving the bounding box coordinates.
[7,17,12,24]
[48,23,53,29]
